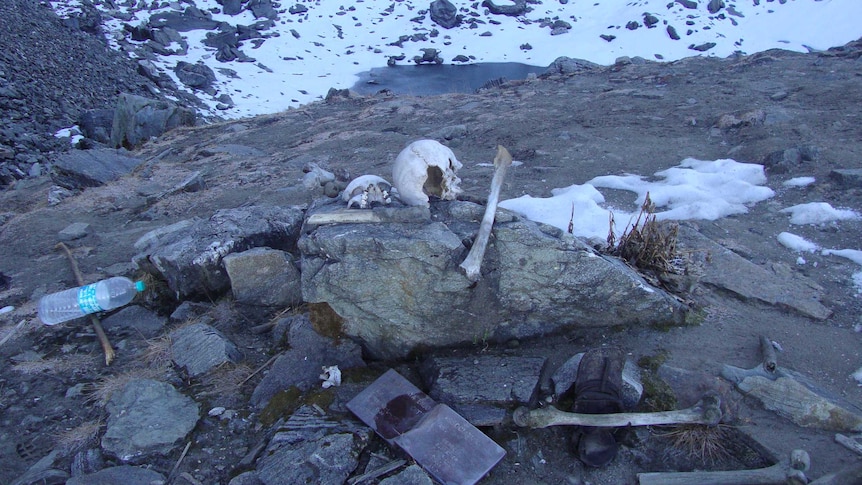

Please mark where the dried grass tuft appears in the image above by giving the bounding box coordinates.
[657,423,733,465]
[137,334,174,371]
[54,420,103,455]
[609,192,681,276]
[196,363,254,397]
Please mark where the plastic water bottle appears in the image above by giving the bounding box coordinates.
[38,277,146,326]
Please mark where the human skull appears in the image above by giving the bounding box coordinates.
[392,139,462,207]
[342,174,393,209]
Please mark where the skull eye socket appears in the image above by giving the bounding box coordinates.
[424,166,444,197]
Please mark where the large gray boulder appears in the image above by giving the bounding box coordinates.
[134,205,304,300]
[300,201,687,359]
[110,93,196,149]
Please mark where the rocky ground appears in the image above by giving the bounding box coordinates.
[2,5,862,483]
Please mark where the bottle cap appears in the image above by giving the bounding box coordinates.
[135,281,146,292]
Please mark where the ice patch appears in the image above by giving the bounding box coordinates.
[780,202,860,225]
[777,232,819,253]
[783,177,815,187]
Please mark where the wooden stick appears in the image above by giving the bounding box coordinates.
[513,394,721,428]
[760,335,778,373]
[459,145,513,282]
[56,243,115,365]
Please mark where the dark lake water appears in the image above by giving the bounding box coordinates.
[350,62,548,96]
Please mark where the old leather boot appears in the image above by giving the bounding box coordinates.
[571,346,625,467]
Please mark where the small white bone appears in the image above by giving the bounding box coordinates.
[459,145,513,282]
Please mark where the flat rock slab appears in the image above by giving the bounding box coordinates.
[101,305,165,339]
[65,465,166,485]
[51,148,143,189]
[677,225,831,319]
[102,378,199,462]
[170,322,242,376]
[421,354,546,406]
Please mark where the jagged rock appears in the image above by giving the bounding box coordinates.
[482,0,527,16]
[148,6,219,31]
[174,61,217,92]
[289,4,308,15]
[676,225,831,319]
[220,0,243,16]
[250,314,365,408]
[707,0,725,14]
[429,0,461,29]
[677,0,698,8]
[101,305,166,339]
[667,25,681,40]
[240,406,371,485]
[133,205,304,300]
[78,108,114,145]
[101,379,200,462]
[223,247,302,307]
[58,222,90,241]
[545,56,600,75]
[248,0,278,20]
[300,201,687,360]
[643,13,659,28]
[691,42,717,52]
[110,93,196,149]
[829,168,862,189]
[51,148,144,189]
[65,466,166,485]
[170,322,243,376]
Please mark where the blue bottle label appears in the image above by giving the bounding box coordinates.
[78,284,102,314]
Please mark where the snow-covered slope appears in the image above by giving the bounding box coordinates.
[49,0,862,119]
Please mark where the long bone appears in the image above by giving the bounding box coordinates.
[513,393,722,429]
[637,449,811,485]
[459,145,512,282]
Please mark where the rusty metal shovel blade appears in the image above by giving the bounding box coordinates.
[347,368,506,485]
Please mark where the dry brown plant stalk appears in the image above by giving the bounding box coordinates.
[656,423,733,465]
[610,192,680,275]
[55,419,103,455]
[196,363,254,397]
